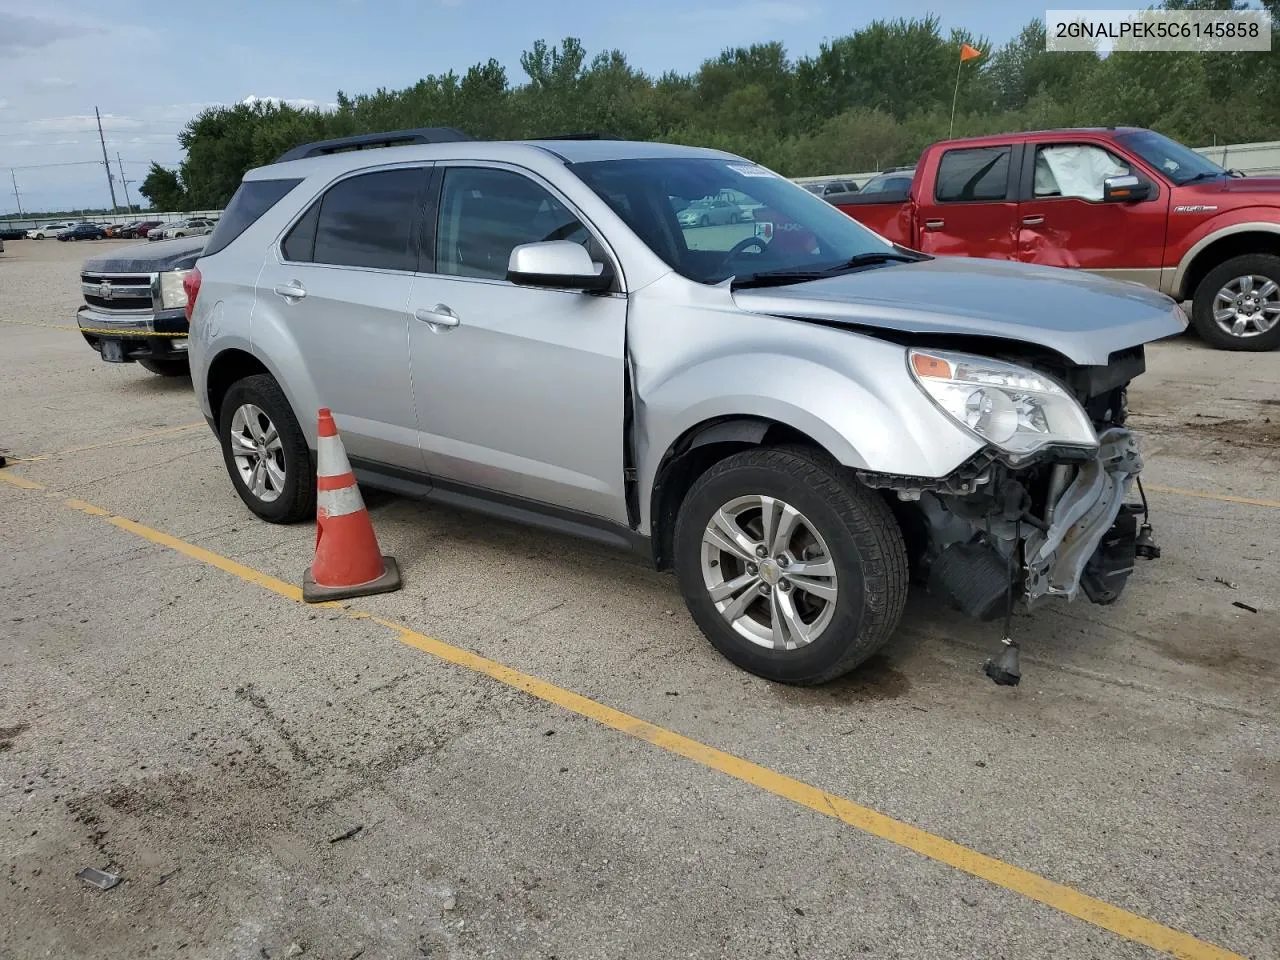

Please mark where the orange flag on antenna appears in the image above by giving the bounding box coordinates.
[960,42,982,62]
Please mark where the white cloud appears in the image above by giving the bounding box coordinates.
[240,95,337,111]
[678,2,814,24]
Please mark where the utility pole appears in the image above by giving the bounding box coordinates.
[94,106,120,212]
[9,169,22,217]
[116,153,134,212]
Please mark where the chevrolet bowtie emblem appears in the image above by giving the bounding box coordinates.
[99,281,113,299]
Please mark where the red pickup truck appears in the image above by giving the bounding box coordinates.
[833,127,1280,351]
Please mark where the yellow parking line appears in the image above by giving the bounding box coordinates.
[0,466,1246,960]
[16,422,207,462]
[1146,483,1280,510]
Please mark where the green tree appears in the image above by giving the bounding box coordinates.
[138,162,187,210]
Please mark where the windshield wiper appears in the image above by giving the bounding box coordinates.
[1182,171,1228,184]
[731,251,924,289]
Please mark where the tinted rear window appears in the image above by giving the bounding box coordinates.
[203,177,304,256]
[935,147,1011,202]
[309,168,424,272]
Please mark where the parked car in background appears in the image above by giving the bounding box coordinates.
[27,222,73,239]
[677,197,745,226]
[76,234,205,376]
[187,128,1183,687]
[57,223,106,241]
[831,127,1280,351]
[854,168,915,198]
[0,226,25,241]
[125,220,165,239]
[151,218,215,241]
[804,179,860,197]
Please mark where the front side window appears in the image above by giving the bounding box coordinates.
[573,156,896,286]
[435,167,591,280]
[935,147,1011,202]
[284,168,424,271]
[1034,144,1132,201]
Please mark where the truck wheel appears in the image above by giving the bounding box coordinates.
[218,373,315,524]
[138,357,190,377]
[672,446,908,685]
[1191,253,1280,351]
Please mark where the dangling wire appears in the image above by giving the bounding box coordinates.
[1135,475,1151,524]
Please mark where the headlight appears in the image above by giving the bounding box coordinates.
[908,349,1097,458]
[158,269,191,310]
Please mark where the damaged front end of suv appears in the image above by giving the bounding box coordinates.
[859,344,1157,686]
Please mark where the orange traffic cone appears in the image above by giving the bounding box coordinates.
[302,408,402,603]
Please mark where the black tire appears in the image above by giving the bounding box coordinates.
[137,357,190,377]
[217,373,315,524]
[1190,253,1280,352]
[672,446,908,685]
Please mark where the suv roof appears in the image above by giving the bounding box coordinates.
[245,129,738,182]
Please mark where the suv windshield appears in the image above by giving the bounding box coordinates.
[572,157,897,286]
[1114,130,1228,185]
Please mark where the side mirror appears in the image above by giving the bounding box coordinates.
[1103,174,1151,203]
[507,241,613,292]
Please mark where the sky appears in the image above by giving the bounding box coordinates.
[0,0,1211,214]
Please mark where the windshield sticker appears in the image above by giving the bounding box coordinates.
[727,162,776,178]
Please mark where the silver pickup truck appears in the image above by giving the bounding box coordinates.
[78,236,205,376]
[186,129,1185,687]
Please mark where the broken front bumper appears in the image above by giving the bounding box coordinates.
[1023,427,1143,604]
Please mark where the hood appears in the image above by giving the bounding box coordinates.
[81,235,206,274]
[732,256,1187,366]
[1195,176,1280,195]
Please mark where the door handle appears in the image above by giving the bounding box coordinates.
[924,219,944,230]
[273,280,307,301]
[414,304,460,330]
[1021,215,1045,226]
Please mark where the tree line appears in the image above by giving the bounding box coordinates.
[141,2,1280,211]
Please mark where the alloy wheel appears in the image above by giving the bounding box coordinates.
[699,494,839,651]
[1213,274,1280,339]
[229,403,286,503]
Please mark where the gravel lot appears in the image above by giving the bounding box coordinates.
[2,238,1278,960]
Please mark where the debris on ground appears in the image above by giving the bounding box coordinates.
[328,825,363,844]
[287,943,304,957]
[1214,576,1238,589]
[157,868,180,885]
[442,889,457,911]
[76,867,121,890]
[1232,601,1259,614]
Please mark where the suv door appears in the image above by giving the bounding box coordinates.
[915,144,1020,258]
[1016,140,1168,286]
[407,163,629,523]
[258,164,430,468]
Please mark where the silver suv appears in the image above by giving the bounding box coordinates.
[188,128,1185,686]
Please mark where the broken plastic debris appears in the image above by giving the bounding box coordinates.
[1232,600,1259,614]
[1214,576,1238,589]
[76,867,121,890]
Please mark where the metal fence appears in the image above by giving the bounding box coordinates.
[0,210,222,233]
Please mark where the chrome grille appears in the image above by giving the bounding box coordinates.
[81,273,154,313]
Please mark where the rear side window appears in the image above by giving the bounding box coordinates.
[935,147,1011,202]
[203,178,303,256]
[304,168,424,272]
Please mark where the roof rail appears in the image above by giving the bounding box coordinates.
[273,127,473,163]
[532,132,616,141]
